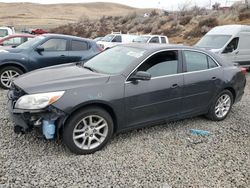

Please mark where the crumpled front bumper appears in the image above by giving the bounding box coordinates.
[7,88,67,136]
[8,100,30,131]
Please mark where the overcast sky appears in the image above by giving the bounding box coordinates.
[0,0,238,9]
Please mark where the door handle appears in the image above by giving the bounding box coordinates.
[235,51,239,55]
[60,55,66,58]
[171,84,179,89]
[211,77,217,80]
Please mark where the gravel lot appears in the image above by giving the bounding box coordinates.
[0,74,249,188]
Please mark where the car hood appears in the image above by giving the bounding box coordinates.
[0,48,23,53]
[13,63,110,94]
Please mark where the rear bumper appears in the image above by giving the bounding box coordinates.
[234,76,246,103]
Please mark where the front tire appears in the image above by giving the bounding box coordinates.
[206,90,233,121]
[63,107,114,155]
[0,66,23,89]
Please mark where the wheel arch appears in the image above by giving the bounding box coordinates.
[64,101,118,133]
[223,87,236,103]
[0,62,28,73]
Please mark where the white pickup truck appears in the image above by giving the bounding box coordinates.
[0,26,15,38]
[97,32,138,49]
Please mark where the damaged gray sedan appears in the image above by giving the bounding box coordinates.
[7,44,246,154]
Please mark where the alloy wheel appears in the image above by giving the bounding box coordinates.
[214,94,231,118]
[73,115,109,150]
[0,70,20,88]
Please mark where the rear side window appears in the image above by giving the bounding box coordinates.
[112,35,122,42]
[161,37,166,43]
[72,40,89,51]
[137,50,178,77]
[184,51,217,72]
[208,56,218,68]
[41,39,67,51]
[149,37,160,43]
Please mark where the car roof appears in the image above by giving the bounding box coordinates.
[0,34,35,42]
[42,33,94,42]
[122,43,198,52]
[207,25,250,35]
[137,35,167,38]
[120,43,226,66]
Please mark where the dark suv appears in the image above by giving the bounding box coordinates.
[0,34,102,89]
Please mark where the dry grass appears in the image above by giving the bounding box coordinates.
[1,2,249,45]
[0,2,150,29]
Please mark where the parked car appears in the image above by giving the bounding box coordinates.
[94,37,103,42]
[195,25,250,68]
[0,34,35,49]
[0,26,15,38]
[133,35,169,44]
[31,28,48,35]
[0,34,102,89]
[97,32,137,49]
[8,44,246,155]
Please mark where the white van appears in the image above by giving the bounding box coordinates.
[97,32,137,49]
[195,25,250,68]
[133,35,169,44]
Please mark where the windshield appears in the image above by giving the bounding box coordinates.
[0,29,8,38]
[101,34,114,42]
[17,35,45,49]
[196,35,232,49]
[133,36,150,43]
[84,46,145,74]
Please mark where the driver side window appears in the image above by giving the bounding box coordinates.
[112,35,122,43]
[40,39,67,51]
[223,37,239,53]
[137,50,179,77]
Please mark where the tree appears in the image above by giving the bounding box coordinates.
[212,2,220,10]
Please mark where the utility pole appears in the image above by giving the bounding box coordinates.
[246,0,249,9]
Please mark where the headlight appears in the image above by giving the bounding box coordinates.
[15,91,65,110]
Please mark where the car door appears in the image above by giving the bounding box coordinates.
[233,33,250,67]
[182,50,222,115]
[68,39,93,62]
[221,37,239,63]
[124,50,183,127]
[31,38,69,69]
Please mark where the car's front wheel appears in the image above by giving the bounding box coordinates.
[0,66,23,89]
[63,107,114,155]
[206,90,233,121]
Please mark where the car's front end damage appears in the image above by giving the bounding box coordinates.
[7,84,67,139]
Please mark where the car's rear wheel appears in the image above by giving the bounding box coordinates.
[206,90,233,121]
[0,66,23,89]
[63,107,114,155]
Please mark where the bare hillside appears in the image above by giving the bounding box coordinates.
[50,4,250,45]
[0,2,149,29]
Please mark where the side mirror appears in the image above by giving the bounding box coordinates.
[35,46,44,53]
[129,71,151,82]
[12,45,17,48]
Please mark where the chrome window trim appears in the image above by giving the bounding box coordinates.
[125,48,221,84]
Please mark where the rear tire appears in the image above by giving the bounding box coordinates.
[0,66,23,89]
[63,107,114,155]
[206,90,233,121]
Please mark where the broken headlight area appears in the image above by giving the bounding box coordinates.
[8,84,67,139]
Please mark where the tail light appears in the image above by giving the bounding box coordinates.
[97,44,103,52]
[241,67,247,76]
